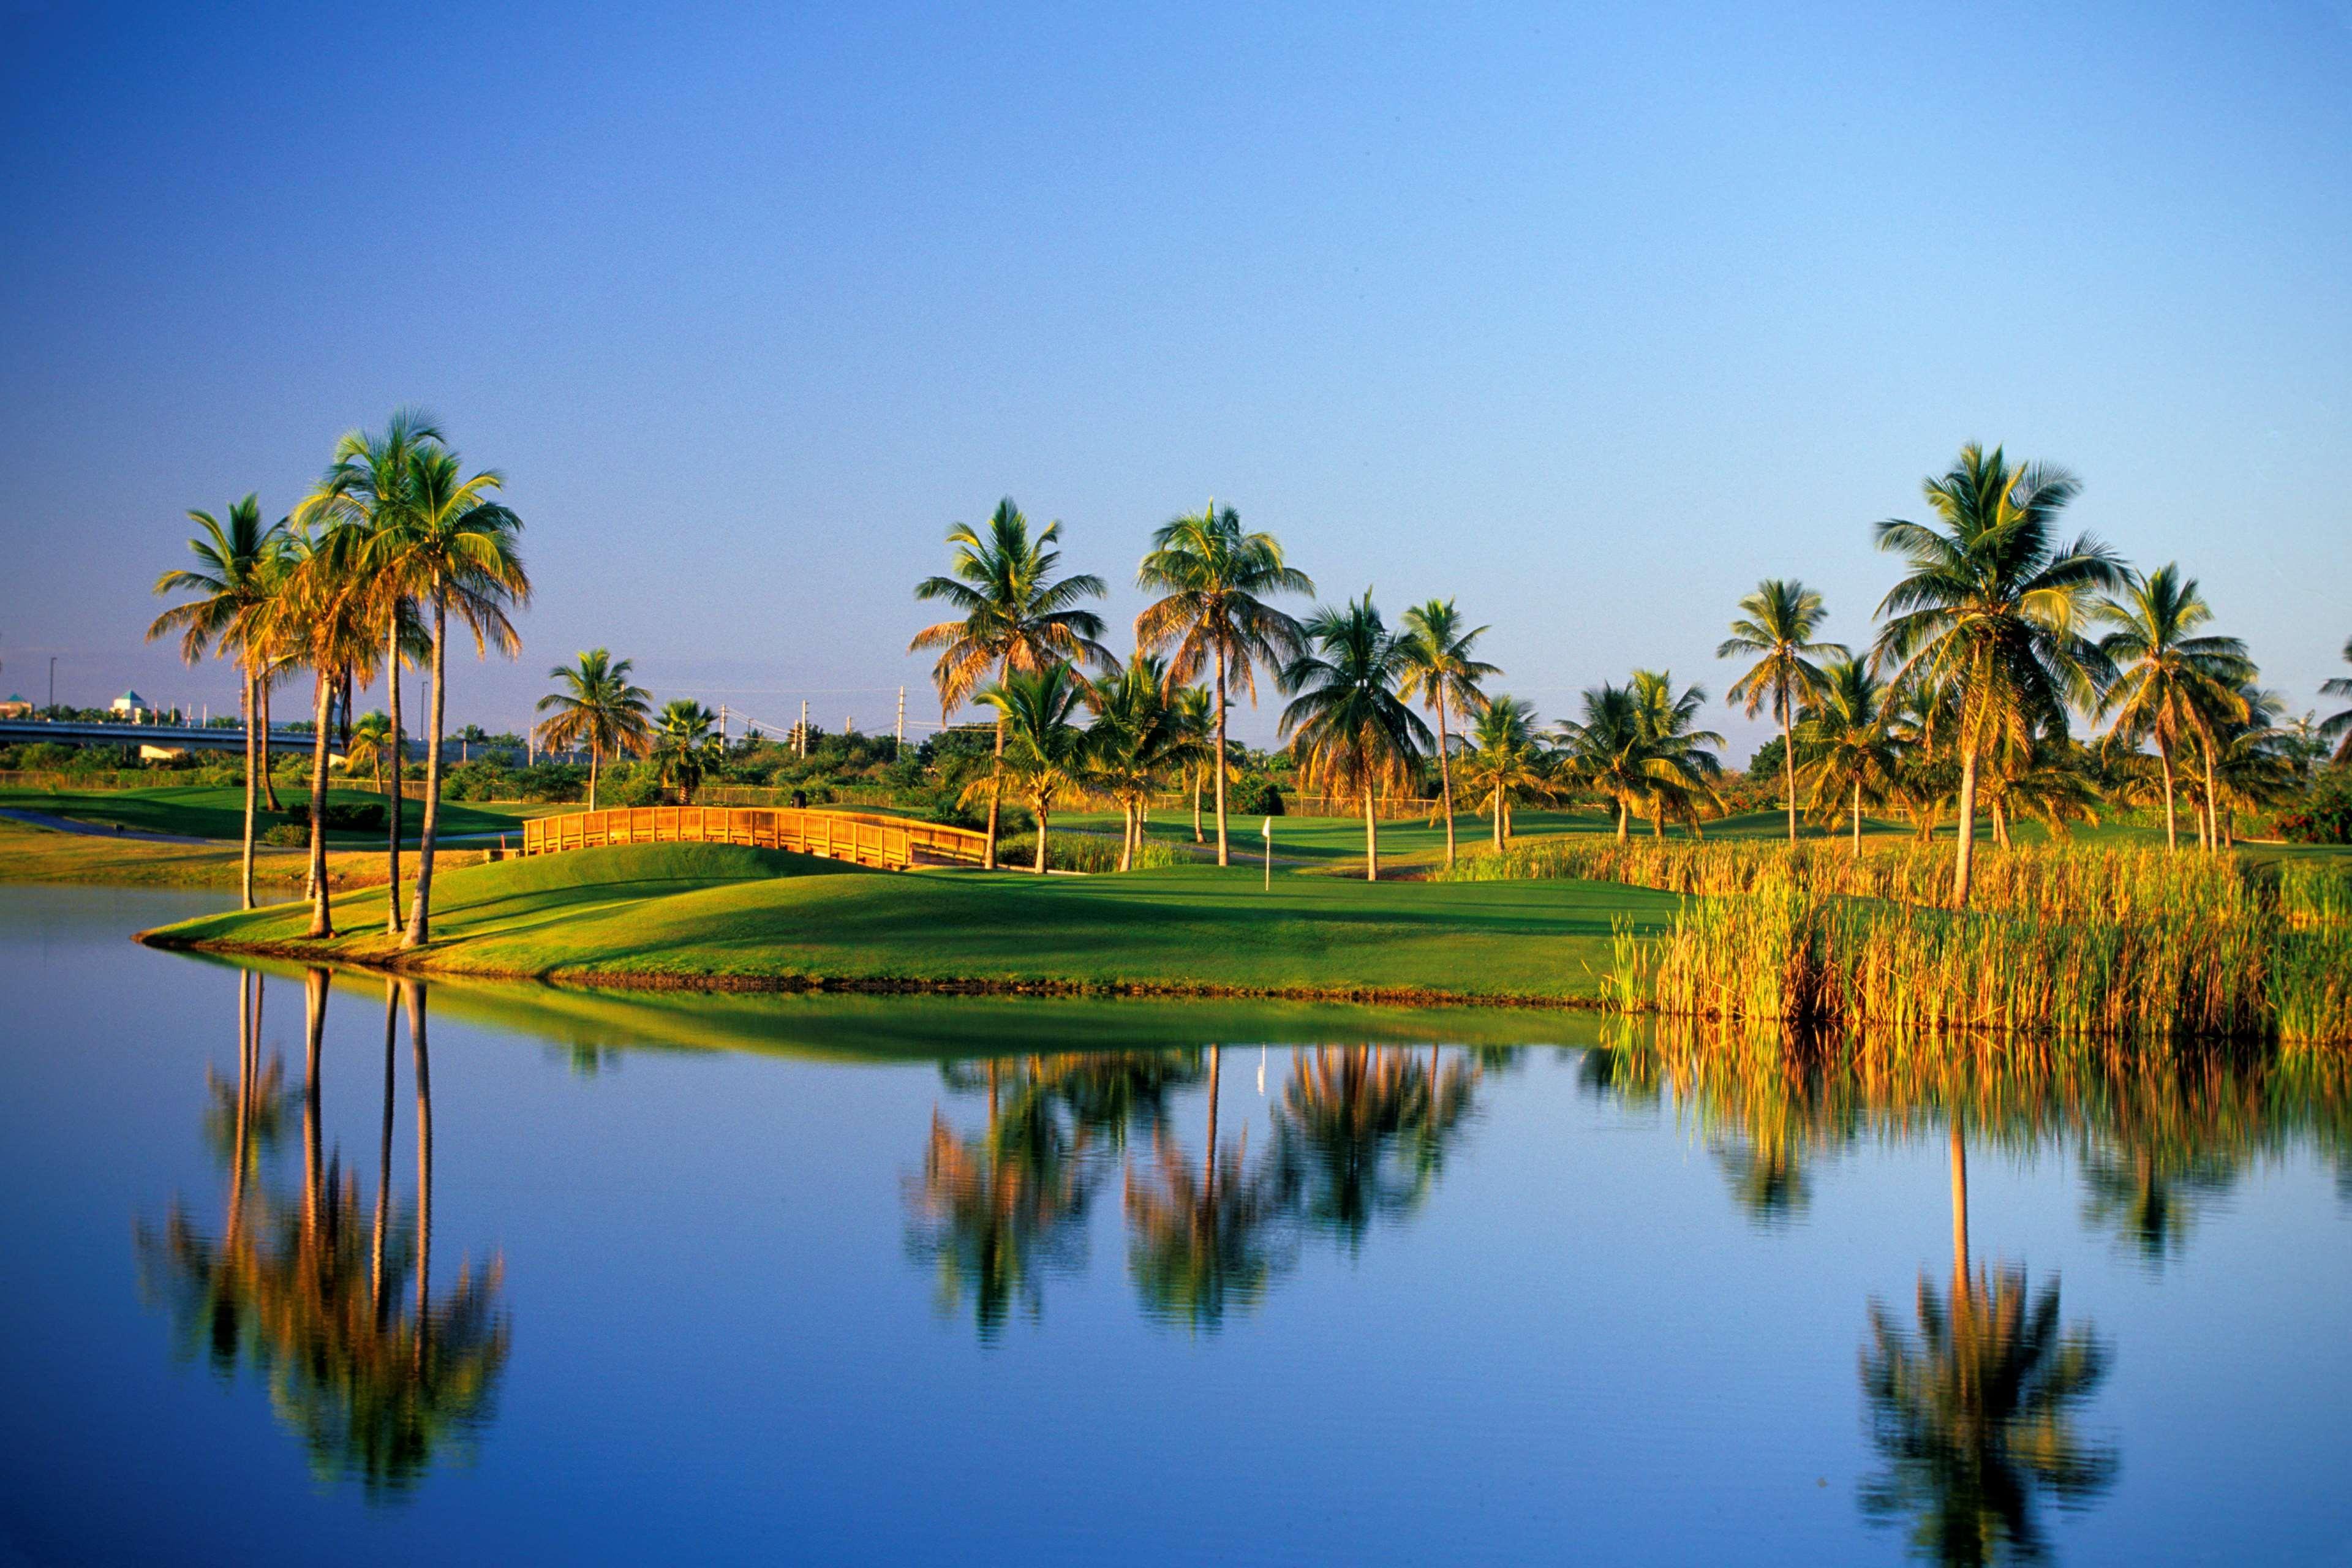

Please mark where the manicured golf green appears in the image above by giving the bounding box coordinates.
[141,841,1683,1004]
[0,783,552,845]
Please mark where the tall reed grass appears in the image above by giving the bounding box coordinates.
[1521,840,2352,1044]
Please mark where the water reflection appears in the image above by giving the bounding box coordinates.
[1125,1046,1298,1330]
[1857,1130,2117,1566]
[136,971,510,1498]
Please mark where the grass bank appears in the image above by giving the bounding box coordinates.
[137,842,1680,1005]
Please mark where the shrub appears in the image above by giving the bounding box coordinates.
[260,823,307,846]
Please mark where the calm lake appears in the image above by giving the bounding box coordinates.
[2,884,2348,1566]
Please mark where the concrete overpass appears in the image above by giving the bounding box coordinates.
[0,718,432,759]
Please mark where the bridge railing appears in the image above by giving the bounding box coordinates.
[519,805,990,870]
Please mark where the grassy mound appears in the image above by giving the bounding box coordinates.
[141,843,1681,1004]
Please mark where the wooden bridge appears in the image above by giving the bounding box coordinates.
[519,805,990,870]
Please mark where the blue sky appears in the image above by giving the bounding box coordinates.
[2,1,2346,755]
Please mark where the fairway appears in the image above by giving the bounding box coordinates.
[0,783,553,846]
[143,841,1683,1003]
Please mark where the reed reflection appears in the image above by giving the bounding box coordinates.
[136,971,510,1498]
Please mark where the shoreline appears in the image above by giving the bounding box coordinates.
[129,927,1604,1010]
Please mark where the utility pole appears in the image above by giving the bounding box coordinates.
[799,698,809,758]
[719,704,728,748]
[895,685,906,758]
[48,657,56,714]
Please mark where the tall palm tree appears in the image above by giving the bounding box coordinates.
[274,524,383,937]
[1397,598,1500,869]
[300,409,442,935]
[2318,636,2352,764]
[1629,669,1726,839]
[970,665,1093,873]
[1796,657,1898,850]
[648,699,723,803]
[1455,695,1547,849]
[374,445,528,949]
[1278,593,1431,881]
[1136,502,1314,867]
[911,499,1113,870]
[533,649,653,810]
[146,496,287,909]
[1872,445,2124,907]
[1720,579,1844,844]
[2093,564,2252,853]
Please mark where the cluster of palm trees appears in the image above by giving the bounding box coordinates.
[919,448,2345,903]
[149,409,529,940]
[913,499,1512,878]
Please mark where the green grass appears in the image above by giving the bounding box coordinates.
[141,841,1681,1004]
[0,783,551,845]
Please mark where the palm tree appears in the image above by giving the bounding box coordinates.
[1396,600,1501,869]
[648,699,722,803]
[1135,502,1315,867]
[970,665,1092,873]
[300,409,443,936]
[1278,593,1431,881]
[2203,689,2297,848]
[1719,579,1845,844]
[274,524,383,937]
[2094,564,2252,853]
[1872,445,2124,907]
[1629,669,1726,839]
[146,496,287,909]
[910,500,1113,870]
[533,649,653,810]
[1456,695,1548,849]
[1084,654,1202,871]
[1170,685,1217,843]
[346,712,396,796]
[1555,683,1649,842]
[1796,657,1898,850]
[2318,636,2352,764]
[374,445,529,949]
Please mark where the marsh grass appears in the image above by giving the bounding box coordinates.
[1569,842,2351,1044]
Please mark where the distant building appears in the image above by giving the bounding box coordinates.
[0,694,30,718]
[110,690,151,722]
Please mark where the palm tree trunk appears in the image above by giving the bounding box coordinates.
[1436,691,1456,868]
[239,668,257,911]
[1781,688,1796,845]
[984,656,1009,871]
[1362,771,1379,882]
[374,978,396,1321]
[1991,796,2010,852]
[1616,796,1629,842]
[1214,646,1231,867]
[258,674,283,813]
[1852,780,1861,852]
[2159,742,2177,853]
[1953,745,1980,909]
[306,668,336,937]
[1492,783,1503,851]
[1191,767,1204,843]
[2192,742,2211,851]
[228,971,253,1246]
[1119,802,1135,873]
[587,741,600,813]
[1204,1044,1221,1199]
[1034,802,1049,874]
[403,589,448,949]
[385,640,404,937]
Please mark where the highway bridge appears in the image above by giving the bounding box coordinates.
[0,719,433,758]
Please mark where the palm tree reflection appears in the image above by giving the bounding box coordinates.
[137,971,509,1498]
[1123,1046,1298,1330]
[1857,1126,2117,1566]
[1272,1044,1476,1248]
